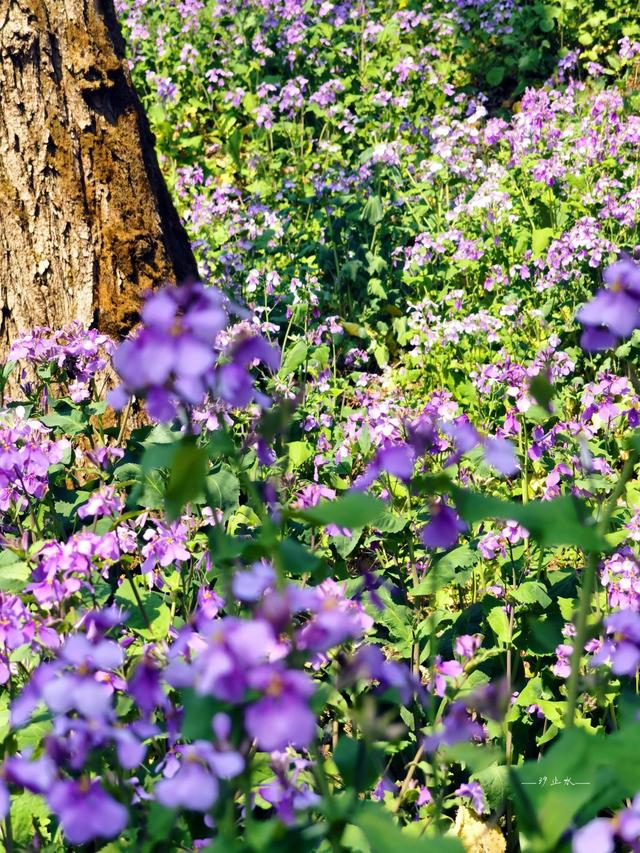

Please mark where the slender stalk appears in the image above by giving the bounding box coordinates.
[565,451,638,727]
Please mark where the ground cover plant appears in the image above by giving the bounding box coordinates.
[1,0,640,850]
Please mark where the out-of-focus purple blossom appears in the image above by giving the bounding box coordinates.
[421,501,466,550]
[47,779,128,845]
[455,781,487,815]
[353,443,415,490]
[342,646,417,704]
[483,437,519,476]
[155,746,220,812]
[455,634,482,659]
[572,818,614,853]
[110,282,279,422]
[232,560,276,602]
[577,258,640,351]
[245,665,316,751]
[592,611,640,675]
[423,702,485,752]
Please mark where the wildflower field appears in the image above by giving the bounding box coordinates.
[4,0,640,850]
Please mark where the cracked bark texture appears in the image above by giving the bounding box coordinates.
[0,0,198,351]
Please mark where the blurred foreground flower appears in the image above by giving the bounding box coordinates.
[110,282,280,422]
[577,258,640,351]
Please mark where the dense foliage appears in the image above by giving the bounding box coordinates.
[1,0,640,850]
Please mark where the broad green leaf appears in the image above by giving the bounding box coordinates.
[487,606,510,644]
[40,411,87,436]
[532,227,554,256]
[279,340,308,377]
[10,792,51,845]
[472,764,509,812]
[288,440,314,469]
[277,538,322,576]
[354,802,463,853]
[181,688,224,740]
[452,490,607,551]
[412,545,477,595]
[206,468,240,514]
[486,66,505,86]
[295,492,386,529]
[512,582,552,608]
[362,194,384,225]
[529,374,554,410]
[511,727,640,849]
[334,737,384,793]
[165,439,208,520]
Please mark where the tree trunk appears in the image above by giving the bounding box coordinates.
[0,0,198,350]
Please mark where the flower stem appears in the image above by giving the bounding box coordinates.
[565,450,638,728]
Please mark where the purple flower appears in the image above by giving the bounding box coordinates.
[455,634,482,659]
[231,560,276,602]
[48,779,128,845]
[0,781,8,820]
[245,665,316,752]
[141,520,191,573]
[296,579,373,657]
[593,611,640,675]
[77,486,123,520]
[572,818,614,853]
[155,756,219,812]
[353,443,415,490]
[259,753,319,825]
[423,702,485,752]
[421,502,466,550]
[618,793,640,842]
[455,781,487,815]
[5,755,56,793]
[417,786,432,806]
[343,646,417,704]
[483,438,519,476]
[577,258,640,351]
[110,282,278,422]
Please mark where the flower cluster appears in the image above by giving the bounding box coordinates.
[110,282,280,421]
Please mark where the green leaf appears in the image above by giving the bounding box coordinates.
[294,492,386,529]
[511,727,639,849]
[10,792,51,844]
[334,737,383,793]
[412,545,477,595]
[277,538,321,576]
[440,743,504,773]
[354,802,463,853]
[486,66,505,86]
[529,374,554,411]
[288,440,314,469]
[206,468,240,514]
[181,688,224,740]
[362,195,384,225]
[40,411,87,436]
[512,582,552,608]
[279,341,308,377]
[165,439,208,520]
[487,606,510,644]
[452,490,607,551]
[473,764,509,812]
[115,582,173,641]
[531,227,554,257]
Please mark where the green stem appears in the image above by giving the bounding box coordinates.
[564,451,638,728]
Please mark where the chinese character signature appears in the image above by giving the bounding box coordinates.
[522,776,590,787]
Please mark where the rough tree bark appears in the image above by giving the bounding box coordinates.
[0,0,198,350]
